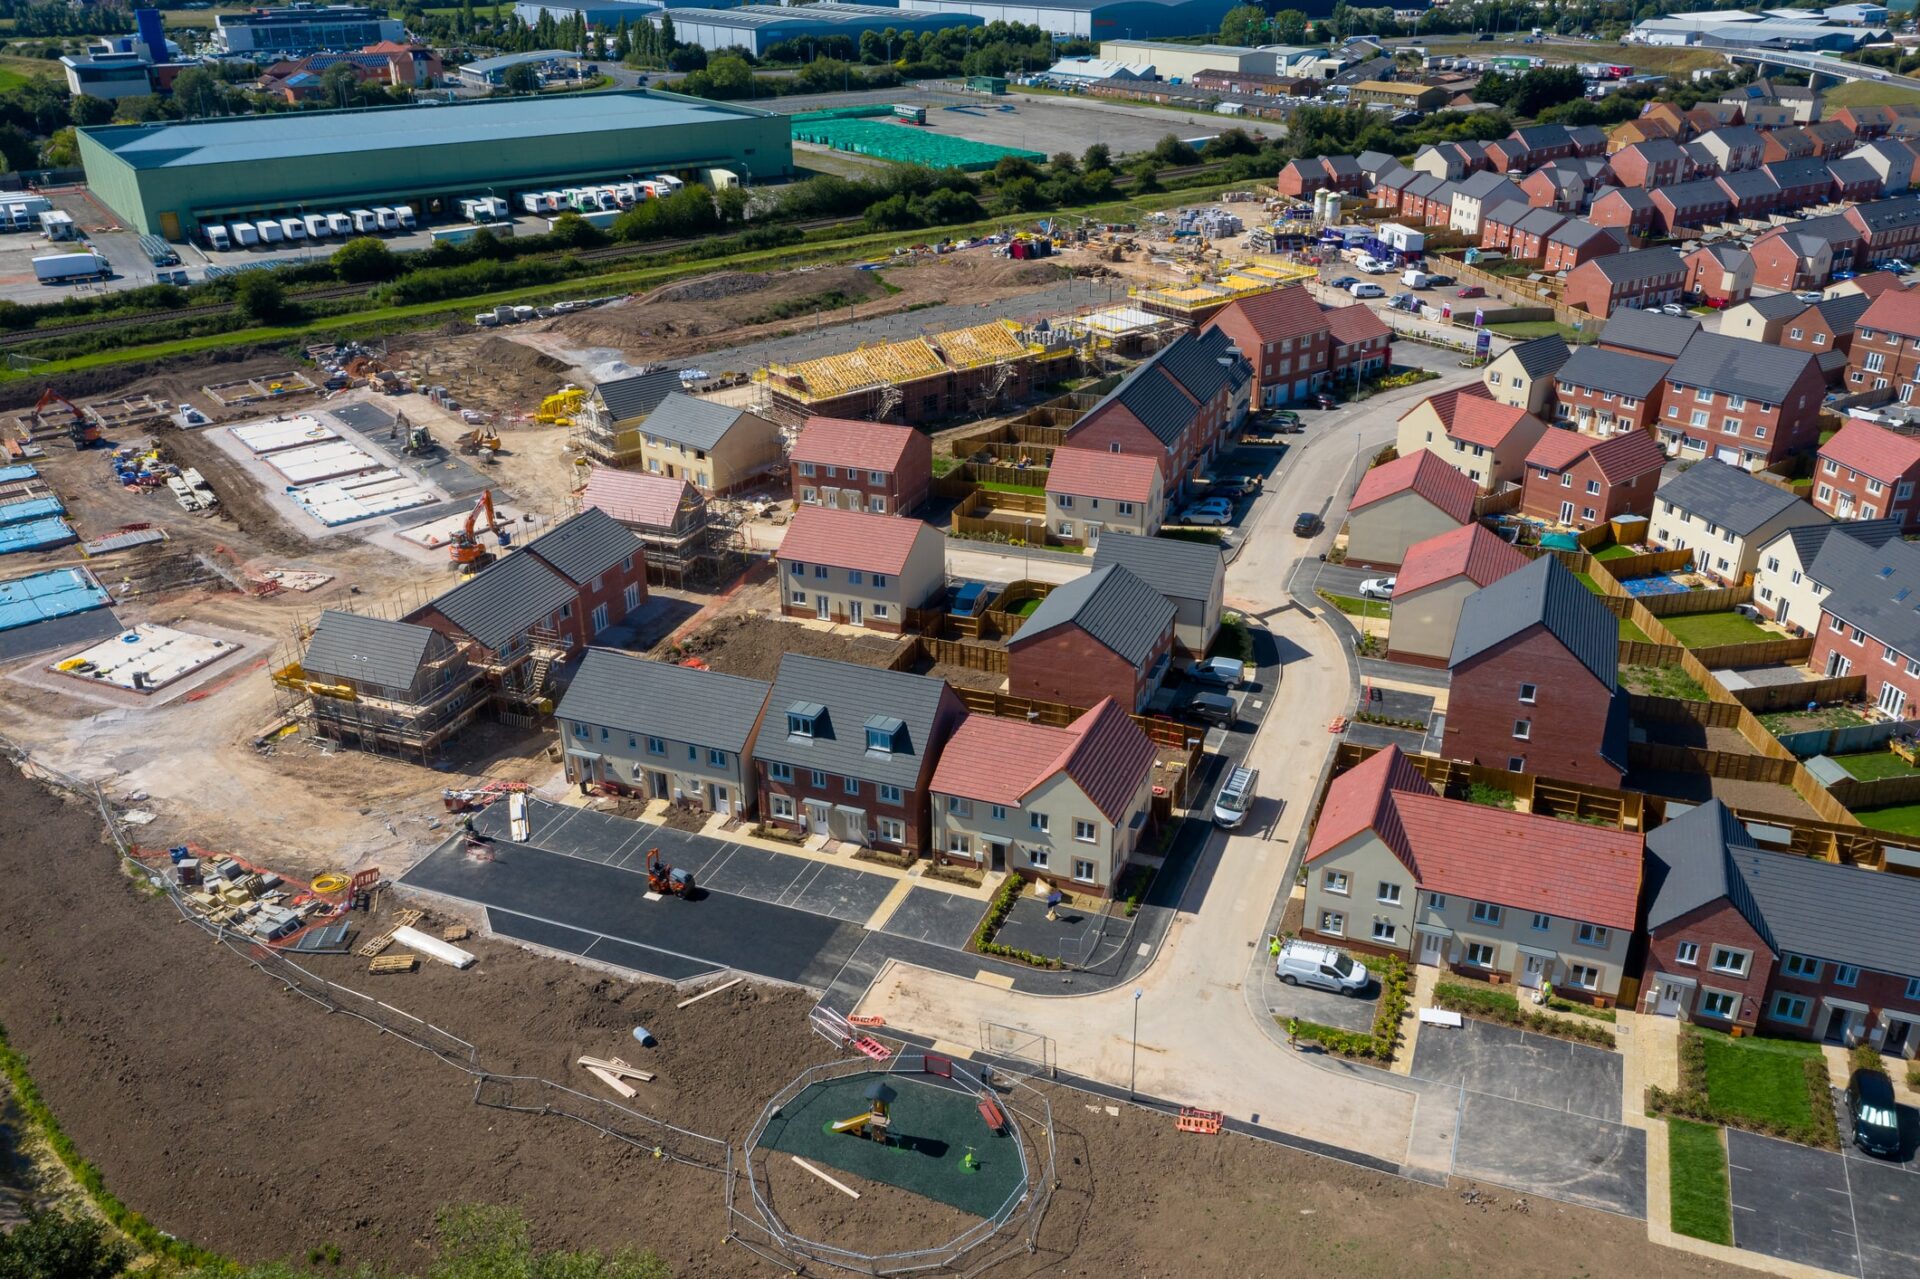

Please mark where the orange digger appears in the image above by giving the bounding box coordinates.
[448,488,511,571]
[646,848,694,898]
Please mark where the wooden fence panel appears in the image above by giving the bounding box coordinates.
[1728,675,1865,713]
[1639,584,1754,616]
[1626,742,1801,784]
[1628,694,1746,728]
[962,462,1050,488]
[1474,486,1523,517]
[1619,640,1687,667]
[1597,548,1693,580]
[1826,773,1920,810]
[1694,637,1815,669]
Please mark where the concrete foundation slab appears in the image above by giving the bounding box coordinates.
[50,623,240,693]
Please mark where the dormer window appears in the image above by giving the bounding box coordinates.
[787,702,825,738]
[865,714,906,754]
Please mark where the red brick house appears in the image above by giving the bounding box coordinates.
[1712,169,1781,221]
[1660,332,1827,469]
[1564,247,1687,319]
[1804,119,1858,156]
[752,653,964,855]
[1519,166,1583,212]
[1588,187,1656,238]
[1806,534,1920,716]
[1844,286,1920,403]
[1832,104,1896,140]
[1815,419,1920,529]
[1609,139,1688,189]
[1201,285,1329,407]
[1763,157,1836,212]
[1747,214,1863,291]
[1507,208,1569,259]
[1278,156,1367,198]
[1782,292,1869,364]
[1827,156,1886,204]
[790,416,932,517]
[1641,799,1920,1054]
[1478,201,1533,252]
[1543,219,1624,273]
[1648,179,1731,236]
[1760,126,1813,163]
[1063,327,1251,497]
[1521,426,1668,528]
[1683,243,1753,308]
[1006,563,1175,712]
[1443,555,1627,785]
[1846,195,1920,267]
[1551,344,1671,435]
[1326,302,1392,382]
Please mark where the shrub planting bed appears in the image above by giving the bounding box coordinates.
[1431,982,1617,1048]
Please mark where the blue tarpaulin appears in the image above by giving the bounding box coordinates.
[0,517,74,554]
[0,568,108,631]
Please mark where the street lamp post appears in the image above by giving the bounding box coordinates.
[1130,987,1143,1097]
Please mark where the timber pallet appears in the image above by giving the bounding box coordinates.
[368,954,418,975]
[356,908,424,957]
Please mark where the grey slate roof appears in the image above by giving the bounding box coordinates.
[1549,218,1616,250]
[1555,346,1671,399]
[1594,186,1653,211]
[1455,169,1521,202]
[1741,292,1810,321]
[302,610,437,689]
[1716,168,1779,201]
[638,391,757,452]
[1090,529,1224,607]
[1082,329,1244,451]
[753,653,951,790]
[1598,308,1700,357]
[1012,563,1174,668]
[1646,799,1920,978]
[1779,517,1900,568]
[1827,156,1879,187]
[1403,172,1445,200]
[1666,330,1817,404]
[1764,156,1831,189]
[1656,458,1813,536]
[1449,554,1617,690]
[1850,194,1920,232]
[1589,246,1686,284]
[595,367,682,423]
[1806,530,1920,659]
[1507,335,1571,380]
[555,647,770,753]
[520,507,642,586]
[1513,207,1568,238]
[1812,292,1872,333]
[425,547,576,652]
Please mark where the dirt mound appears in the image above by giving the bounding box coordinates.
[551,264,890,352]
[472,335,569,377]
[645,271,789,305]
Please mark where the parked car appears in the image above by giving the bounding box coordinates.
[1659,303,1687,317]
[1313,392,1340,410]
[1797,290,1824,303]
[1887,259,1913,275]
[1180,690,1237,728]
[1275,939,1370,994]
[1203,476,1262,498]
[1457,285,1485,298]
[1213,765,1258,829]
[1425,273,1455,287]
[1188,656,1246,687]
[1833,270,1857,282]
[1328,275,1360,289]
[1293,510,1324,537]
[1847,1068,1902,1158]
[1176,504,1233,526]
[1348,282,1385,298]
[1358,576,1396,599]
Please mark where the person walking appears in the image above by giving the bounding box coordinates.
[1286,1016,1300,1048]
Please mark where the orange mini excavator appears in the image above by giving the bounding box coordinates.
[447,488,511,571]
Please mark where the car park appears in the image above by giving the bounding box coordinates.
[1349,282,1385,298]
[1848,1068,1902,1158]
[1275,940,1370,994]
[1188,656,1245,687]
[1457,285,1485,298]
[1359,576,1395,599]
[1293,511,1324,537]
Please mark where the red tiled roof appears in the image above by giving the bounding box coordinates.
[1859,286,1920,340]
[1305,746,1642,928]
[929,699,1156,824]
[1325,302,1390,347]
[1047,445,1163,505]
[1351,448,1479,524]
[1586,428,1669,485]
[790,416,917,473]
[1525,427,1597,472]
[777,505,929,576]
[1821,419,1920,483]
[1207,284,1328,344]
[1394,523,1529,596]
[1436,390,1540,450]
[1846,271,1905,299]
[579,466,693,530]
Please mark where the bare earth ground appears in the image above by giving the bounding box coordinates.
[0,764,1767,1279]
[656,612,904,683]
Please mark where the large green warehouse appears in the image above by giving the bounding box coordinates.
[77,89,793,239]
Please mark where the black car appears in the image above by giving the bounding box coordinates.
[1848,1068,1903,1158]
[1425,273,1455,287]
[1204,477,1262,499]
[1293,511,1324,537]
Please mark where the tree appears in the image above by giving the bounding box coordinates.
[1218,4,1267,46]
[171,66,223,119]
[67,94,114,127]
[1081,142,1111,173]
[0,1210,130,1279]
[233,272,287,324]
[40,126,77,167]
[331,236,400,282]
[320,61,360,109]
[703,53,754,96]
[501,62,540,93]
[1273,8,1309,43]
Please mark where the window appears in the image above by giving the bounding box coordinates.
[947,832,973,857]
[1373,919,1398,943]
[1425,892,1446,910]
[859,783,892,806]
[842,775,859,796]
[768,762,793,783]
[877,817,904,844]
[1471,902,1503,926]
[1074,819,1096,843]
[848,570,863,586]
[1577,923,1610,947]
[1869,478,1886,496]
[1727,393,1746,410]
[1118,501,1134,516]
[1377,881,1402,905]
[1465,941,1496,967]
[787,711,817,737]
[1583,507,1597,521]
[947,796,971,817]
[1030,812,1050,832]
[1027,847,1050,869]
[1513,719,1531,740]
[1790,328,1803,341]
[1058,495,1073,510]
[1690,410,1709,428]
[1531,913,1551,932]
[1696,387,1714,403]
[1561,472,1574,488]
[646,736,666,756]
[708,748,727,768]
[1508,756,1526,772]
[814,564,829,579]
[1710,946,1749,977]
[868,470,885,484]
[872,575,887,589]
[799,462,815,477]
[1072,858,1096,883]
[1906,977,1920,1001]
[1320,911,1346,936]
[1323,870,1351,895]
[1675,940,1699,966]
[810,770,826,788]
[1586,480,1601,496]
[1722,419,1740,436]
[1568,964,1600,990]
[1836,964,1861,987]
[1770,993,1811,1024]
[789,561,805,576]
[1700,990,1737,1019]
[770,795,795,819]
[1518,683,1537,704]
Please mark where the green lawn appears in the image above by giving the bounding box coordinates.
[1317,589,1390,619]
[1660,610,1773,648]
[1621,663,1710,701]
[1852,802,1920,837]
[1696,1029,1824,1130]
[1668,1120,1733,1246]
[1833,750,1920,781]
[1010,598,1042,618]
[1487,320,1589,343]
[1825,80,1920,109]
[1573,571,1606,594]
[1594,544,1635,562]
[976,480,1045,497]
[1619,617,1653,643]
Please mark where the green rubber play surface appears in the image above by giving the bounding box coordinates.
[756,1073,1021,1217]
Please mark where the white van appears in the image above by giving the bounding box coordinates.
[1214,767,1257,829]
[373,206,399,231]
[232,222,260,247]
[395,206,416,231]
[255,219,284,244]
[205,224,230,251]
[1276,940,1370,995]
[351,209,378,233]
[1402,268,1430,289]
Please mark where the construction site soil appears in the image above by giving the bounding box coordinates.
[0,762,1768,1279]
[657,613,904,684]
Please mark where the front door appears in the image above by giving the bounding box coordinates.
[804,799,833,835]
[1886,1018,1913,1057]
[1559,500,1575,524]
[648,770,669,800]
[848,600,863,626]
[987,841,1006,872]
[1521,954,1548,989]
[1655,980,1685,1017]
[711,784,729,816]
[815,594,830,621]
[1825,1006,1851,1043]
[1881,682,1908,716]
[1419,931,1444,966]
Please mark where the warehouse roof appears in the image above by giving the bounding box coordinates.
[662,2,975,25]
[79,89,775,170]
[460,48,578,74]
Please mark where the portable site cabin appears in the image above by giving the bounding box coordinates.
[38,211,76,241]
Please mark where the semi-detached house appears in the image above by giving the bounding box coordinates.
[1804,531,1920,717]
[776,505,945,631]
[1063,326,1251,498]
[1302,746,1642,1004]
[1091,529,1224,657]
[789,416,932,517]
[1550,345,1671,436]
[1521,426,1667,529]
[1649,459,1829,584]
[1394,387,1548,493]
[1564,247,1687,319]
[1683,244,1754,312]
[1658,331,1827,469]
[1845,286,1920,403]
[1045,445,1166,543]
[618,390,783,494]
[1751,519,1901,634]
[1481,335,1569,418]
[1007,563,1175,712]
[1815,419,1920,530]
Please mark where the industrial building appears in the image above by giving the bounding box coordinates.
[656,4,982,55]
[513,0,664,29]
[77,88,792,239]
[214,4,406,56]
[455,48,585,88]
[893,0,1241,40]
[1096,39,1273,80]
[1629,9,1883,49]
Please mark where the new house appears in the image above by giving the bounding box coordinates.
[1642,799,1920,1053]
[1303,746,1642,1002]
[776,505,944,631]
[753,654,964,854]
[574,366,682,467]
[1091,529,1225,657]
[297,611,482,756]
[1597,308,1700,361]
[1521,427,1668,528]
[1844,285,1920,403]
[578,466,710,583]
[1564,247,1688,319]
[1345,449,1479,569]
[1201,284,1330,406]
[1752,519,1901,632]
[1542,218,1624,273]
[1383,522,1529,667]
[1658,332,1827,469]
[1683,243,1753,308]
[1550,345,1671,436]
[1481,335,1570,417]
[555,648,770,817]
[1064,327,1251,497]
[1815,419,1920,529]
[615,391,783,494]
[1444,556,1628,785]
[1610,138,1689,189]
[1007,564,1175,711]
[929,699,1158,897]
[1804,531,1920,716]
[1649,460,1829,583]
[1045,446,1166,542]
[1394,389,1549,492]
[789,416,932,516]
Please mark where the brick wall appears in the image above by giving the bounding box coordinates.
[1641,899,1774,1029]
[1008,623,1168,712]
[755,765,928,855]
[1813,451,1920,530]
[1443,626,1624,784]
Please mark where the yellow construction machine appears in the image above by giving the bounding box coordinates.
[535,386,584,426]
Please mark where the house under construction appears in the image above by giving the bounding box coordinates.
[753,318,1082,426]
[272,610,490,760]
[576,465,742,588]
[1130,259,1318,327]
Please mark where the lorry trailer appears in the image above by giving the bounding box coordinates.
[33,252,109,284]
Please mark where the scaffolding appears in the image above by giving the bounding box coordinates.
[1129,258,1318,325]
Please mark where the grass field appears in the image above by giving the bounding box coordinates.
[1833,750,1920,781]
[1668,1120,1733,1246]
[1619,617,1652,643]
[1696,1029,1824,1130]
[1317,589,1390,618]
[1660,609,1773,648]
[1824,81,1920,110]
[1851,801,1920,836]
[1421,36,1725,76]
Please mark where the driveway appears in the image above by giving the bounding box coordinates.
[1262,961,1379,1034]
[1412,1019,1647,1217]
